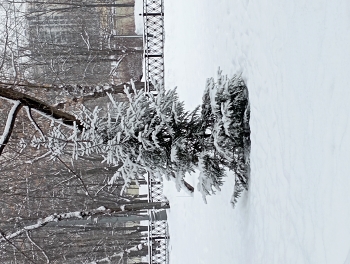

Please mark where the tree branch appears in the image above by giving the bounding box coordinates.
[0,100,22,156]
[0,203,169,243]
[0,86,84,130]
[0,230,37,264]
[25,231,50,263]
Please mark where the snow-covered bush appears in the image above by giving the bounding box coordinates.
[40,70,250,206]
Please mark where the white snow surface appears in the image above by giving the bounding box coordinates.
[162,0,350,264]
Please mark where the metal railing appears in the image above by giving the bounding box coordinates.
[142,1,168,263]
[143,0,164,92]
[147,174,169,264]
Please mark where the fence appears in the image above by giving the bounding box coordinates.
[146,174,169,264]
[143,0,164,92]
[142,0,168,263]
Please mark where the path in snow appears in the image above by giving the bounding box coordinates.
[162,0,350,263]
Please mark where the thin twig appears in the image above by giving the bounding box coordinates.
[26,231,50,263]
[0,230,37,264]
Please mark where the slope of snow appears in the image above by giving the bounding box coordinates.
[163,0,350,263]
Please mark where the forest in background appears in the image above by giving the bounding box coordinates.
[0,1,156,263]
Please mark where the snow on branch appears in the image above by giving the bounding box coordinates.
[0,203,168,243]
[0,100,22,156]
[0,206,108,243]
[0,86,84,130]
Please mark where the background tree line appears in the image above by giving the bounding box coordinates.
[0,1,163,263]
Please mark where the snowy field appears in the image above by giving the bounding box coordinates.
[137,1,350,263]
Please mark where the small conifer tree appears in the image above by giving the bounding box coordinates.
[39,70,250,206]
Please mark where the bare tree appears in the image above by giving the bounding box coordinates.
[1,0,142,87]
[0,1,157,263]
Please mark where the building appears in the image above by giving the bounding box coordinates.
[24,0,142,87]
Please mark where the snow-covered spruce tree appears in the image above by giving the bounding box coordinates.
[41,70,250,206]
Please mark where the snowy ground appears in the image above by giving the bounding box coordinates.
[160,0,350,264]
[137,1,350,263]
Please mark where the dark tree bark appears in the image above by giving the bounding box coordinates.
[0,86,84,130]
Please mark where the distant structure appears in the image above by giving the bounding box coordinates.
[24,0,142,86]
